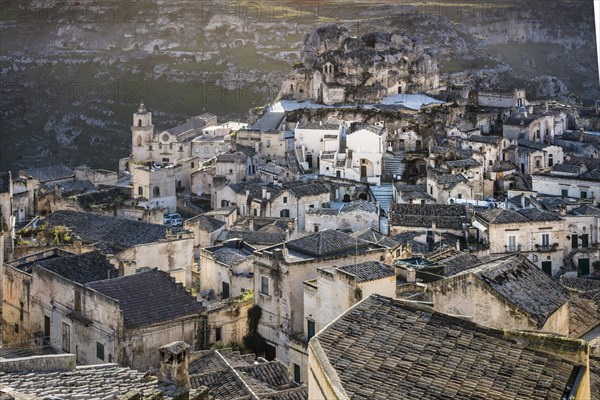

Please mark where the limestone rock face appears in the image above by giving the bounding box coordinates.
[280,25,440,104]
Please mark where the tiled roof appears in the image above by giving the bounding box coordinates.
[251,112,285,132]
[560,276,600,292]
[0,171,10,193]
[580,168,600,181]
[434,173,468,189]
[0,364,161,398]
[187,214,226,232]
[226,230,286,246]
[337,261,395,283]
[445,158,480,168]
[21,165,74,182]
[211,247,253,266]
[166,116,210,138]
[570,205,600,217]
[340,200,378,214]
[517,208,563,222]
[45,210,181,251]
[466,135,502,144]
[457,255,569,327]
[284,182,329,198]
[478,208,561,224]
[352,228,400,249]
[551,163,581,174]
[436,252,482,276]
[313,294,579,400]
[286,230,371,258]
[87,269,204,329]
[568,297,600,338]
[217,152,248,163]
[45,179,97,195]
[29,251,118,284]
[389,204,469,230]
[188,350,306,400]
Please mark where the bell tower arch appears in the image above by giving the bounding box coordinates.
[131,100,155,162]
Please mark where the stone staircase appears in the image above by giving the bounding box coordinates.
[370,183,395,214]
[384,151,406,181]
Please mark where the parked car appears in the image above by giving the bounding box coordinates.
[163,213,183,227]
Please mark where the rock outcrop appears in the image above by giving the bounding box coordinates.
[279,25,440,105]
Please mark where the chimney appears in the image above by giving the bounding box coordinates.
[159,341,191,389]
[262,187,267,199]
[521,195,525,209]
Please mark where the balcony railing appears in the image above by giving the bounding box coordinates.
[505,244,521,253]
[535,243,559,252]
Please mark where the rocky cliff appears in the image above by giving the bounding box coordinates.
[279,25,439,104]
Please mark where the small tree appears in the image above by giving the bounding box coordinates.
[243,304,266,356]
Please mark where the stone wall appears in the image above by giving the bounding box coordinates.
[0,354,76,373]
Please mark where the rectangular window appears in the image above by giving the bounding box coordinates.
[216,327,222,342]
[581,191,588,199]
[260,276,269,296]
[293,364,301,384]
[457,194,462,199]
[222,282,230,299]
[541,233,550,247]
[508,235,517,252]
[20,301,24,322]
[561,189,568,198]
[62,323,70,352]
[308,204,315,209]
[314,225,319,233]
[96,342,105,361]
[581,234,589,248]
[307,319,315,341]
[283,196,288,204]
[75,291,82,312]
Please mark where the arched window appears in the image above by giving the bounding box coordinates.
[138,119,142,127]
[153,186,160,197]
[138,186,143,196]
[136,136,142,146]
[280,209,290,218]
[548,154,554,167]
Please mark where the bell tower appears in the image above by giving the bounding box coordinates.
[131,101,154,162]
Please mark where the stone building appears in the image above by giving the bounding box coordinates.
[199,239,256,301]
[304,200,380,233]
[566,205,600,276]
[189,348,307,398]
[183,214,226,258]
[82,269,205,370]
[0,172,15,259]
[505,140,564,175]
[214,180,330,231]
[503,112,565,143]
[308,294,592,400]
[290,261,396,384]
[318,123,388,185]
[428,254,570,334]
[2,250,117,349]
[388,203,470,236]
[44,210,195,287]
[472,208,566,275]
[532,158,600,201]
[253,229,389,366]
[129,101,217,165]
[280,25,439,105]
